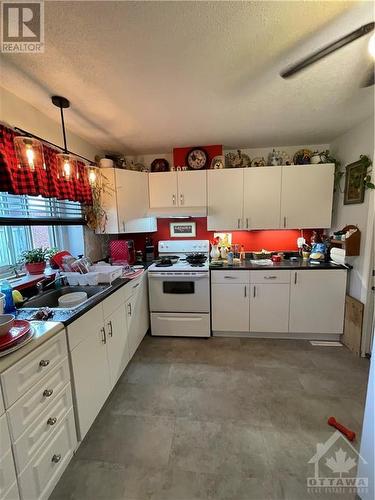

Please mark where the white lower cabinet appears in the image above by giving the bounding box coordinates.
[250,283,290,333]
[69,305,111,440]
[68,274,149,441]
[211,269,347,337]
[211,283,250,332]
[18,410,76,500]
[104,304,130,388]
[289,269,347,334]
[0,331,75,500]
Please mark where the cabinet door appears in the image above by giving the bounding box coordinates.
[116,170,149,230]
[123,217,157,234]
[127,275,149,359]
[177,171,206,207]
[149,172,178,208]
[105,304,130,388]
[243,167,281,229]
[280,164,334,228]
[97,168,119,234]
[289,270,347,334]
[211,283,249,332]
[207,169,244,230]
[70,325,110,440]
[250,284,290,333]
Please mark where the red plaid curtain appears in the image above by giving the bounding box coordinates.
[0,124,93,205]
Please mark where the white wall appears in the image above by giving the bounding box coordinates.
[0,87,103,160]
[330,117,374,302]
[330,116,374,354]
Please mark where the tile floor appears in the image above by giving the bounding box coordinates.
[51,336,369,500]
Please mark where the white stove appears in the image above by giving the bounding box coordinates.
[148,240,209,273]
[148,240,210,337]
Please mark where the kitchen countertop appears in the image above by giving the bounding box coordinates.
[16,267,149,326]
[209,259,348,270]
[0,321,64,373]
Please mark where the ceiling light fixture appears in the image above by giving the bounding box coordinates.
[13,135,45,172]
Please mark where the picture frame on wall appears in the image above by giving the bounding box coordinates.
[344,160,366,205]
[170,222,196,237]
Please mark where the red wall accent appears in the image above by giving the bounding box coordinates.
[121,217,317,256]
[173,145,222,168]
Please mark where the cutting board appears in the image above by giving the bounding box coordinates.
[342,295,363,356]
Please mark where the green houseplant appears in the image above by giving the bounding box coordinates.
[20,248,54,275]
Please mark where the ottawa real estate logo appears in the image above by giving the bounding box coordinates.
[307,430,368,496]
[1,1,44,53]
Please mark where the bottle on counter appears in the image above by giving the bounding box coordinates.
[227,250,234,265]
[0,279,16,314]
[240,245,246,261]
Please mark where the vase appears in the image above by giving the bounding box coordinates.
[210,245,220,261]
[25,262,46,275]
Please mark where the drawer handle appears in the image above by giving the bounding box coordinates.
[47,417,57,426]
[39,359,50,367]
[43,389,53,397]
[224,276,236,279]
[264,276,277,279]
[128,303,132,316]
[132,283,139,289]
[107,320,113,337]
[51,454,61,464]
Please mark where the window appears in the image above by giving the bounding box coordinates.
[0,193,85,275]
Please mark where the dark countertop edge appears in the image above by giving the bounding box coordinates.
[16,265,151,327]
[209,260,349,271]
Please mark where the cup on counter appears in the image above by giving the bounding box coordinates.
[302,251,311,260]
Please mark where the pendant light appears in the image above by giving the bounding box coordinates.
[13,135,45,171]
[88,166,99,186]
[52,95,78,181]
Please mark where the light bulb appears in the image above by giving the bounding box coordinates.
[63,161,71,178]
[89,170,97,185]
[25,146,35,170]
[369,33,375,59]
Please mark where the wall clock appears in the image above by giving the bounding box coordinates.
[186,147,209,170]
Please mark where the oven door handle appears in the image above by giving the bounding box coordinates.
[149,273,208,280]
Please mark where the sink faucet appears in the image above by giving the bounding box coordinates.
[36,272,67,294]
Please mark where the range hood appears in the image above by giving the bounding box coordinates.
[147,206,207,218]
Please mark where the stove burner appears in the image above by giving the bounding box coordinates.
[186,253,207,266]
[155,258,173,267]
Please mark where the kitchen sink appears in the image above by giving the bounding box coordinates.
[19,285,111,309]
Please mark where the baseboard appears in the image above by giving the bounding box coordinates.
[212,331,341,341]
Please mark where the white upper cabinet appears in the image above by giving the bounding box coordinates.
[280,164,334,229]
[243,166,281,229]
[116,170,148,226]
[98,168,156,234]
[149,172,178,208]
[207,169,244,230]
[177,170,206,207]
[149,171,206,208]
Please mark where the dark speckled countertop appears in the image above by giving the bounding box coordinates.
[209,259,348,271]
[16,264,151,326]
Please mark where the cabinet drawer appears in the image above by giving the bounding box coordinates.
[211,270,250,284]
[151,313,210,338]
[1,331,67,408]
[18,410,76,500]
[7,358,70,442]
[0,449,16,498]
[102,288,124,318]
[0,414,10,456]
[66,303,103,351]
[2,481,19,500]
[13,383,73,474]
[123,276,143,302]
[250,270,291,284]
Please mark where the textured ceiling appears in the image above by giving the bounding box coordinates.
[1,0,374,154]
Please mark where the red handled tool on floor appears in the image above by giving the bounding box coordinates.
[327,416,356,441]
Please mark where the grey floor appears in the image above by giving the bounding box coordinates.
[51,336,369,500]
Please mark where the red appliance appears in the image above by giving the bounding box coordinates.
[109,240,135,265]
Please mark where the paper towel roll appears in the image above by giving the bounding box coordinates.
[330,247,346,265]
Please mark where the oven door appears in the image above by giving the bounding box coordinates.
[148,272,209,313]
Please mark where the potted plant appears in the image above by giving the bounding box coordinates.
[20,248,52,275]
